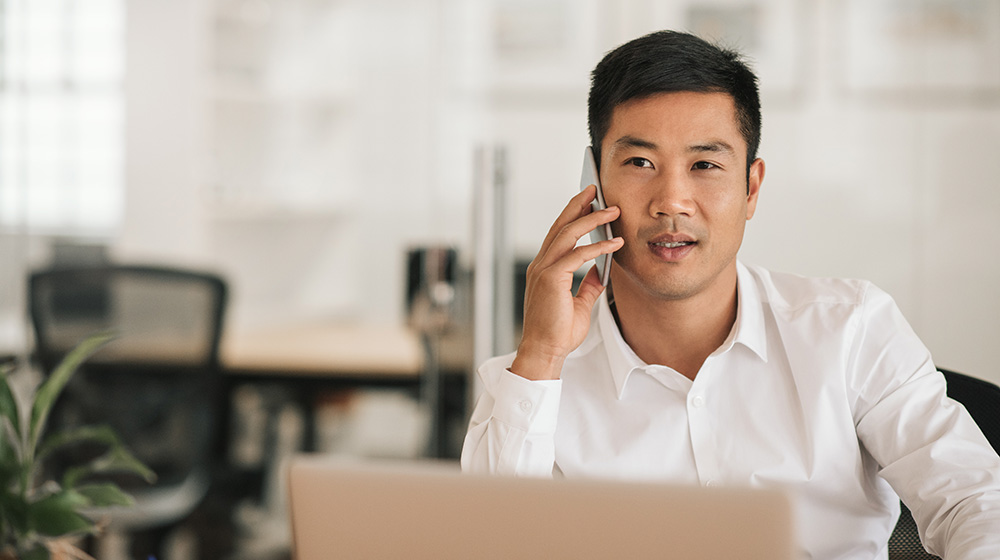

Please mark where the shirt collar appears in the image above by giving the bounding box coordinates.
[598,260,769,399]
[596,293,644,399]
[728,261,769,362]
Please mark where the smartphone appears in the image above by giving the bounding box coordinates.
[579,146,614,286]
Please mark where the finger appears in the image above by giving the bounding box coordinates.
[575,264,603,298]
[540,206,620,266]
[545,236,624,279]
[538,185,601,254]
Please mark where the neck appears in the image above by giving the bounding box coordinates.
[610,264,739,380]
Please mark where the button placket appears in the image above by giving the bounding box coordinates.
[687,370,719,487]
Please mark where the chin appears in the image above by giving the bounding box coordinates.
[614,262,700,301]
[644,280,704,302]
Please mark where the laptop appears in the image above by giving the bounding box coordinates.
[287,455,796,560]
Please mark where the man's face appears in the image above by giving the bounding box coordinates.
[599,91,764,303]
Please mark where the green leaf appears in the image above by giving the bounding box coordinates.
[36,424,119,464]
[1,489,30,535]
[62,444,156,489]
[74,482,134,507]
[0,365,22,444]
[1,367,24,491]
[0,426,20,468]
[26,489,95,537]
[0,454,20,495]
[27,333,115,457]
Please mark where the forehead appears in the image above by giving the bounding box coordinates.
[603,91,744,155]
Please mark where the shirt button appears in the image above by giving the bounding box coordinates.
[706,479,717,488]
[691,395,706,408]
[519,400,532,413]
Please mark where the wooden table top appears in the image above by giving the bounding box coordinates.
[220,323,425,378]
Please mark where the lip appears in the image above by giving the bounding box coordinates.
[649,233,696,245]
[648,233,698,262]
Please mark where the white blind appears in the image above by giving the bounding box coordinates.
[0,0,124,234]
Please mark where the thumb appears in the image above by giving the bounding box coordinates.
[574,265,606,310]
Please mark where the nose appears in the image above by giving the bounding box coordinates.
[648,170,696,218]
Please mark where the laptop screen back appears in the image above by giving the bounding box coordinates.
[287,456,796,560]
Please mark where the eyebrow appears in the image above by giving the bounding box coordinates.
[609,135,659,154]
[688,140,736,156]
[610,135,737,157]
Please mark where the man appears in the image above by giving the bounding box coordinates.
[461,31,1000,559]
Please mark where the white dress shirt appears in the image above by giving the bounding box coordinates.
[462,262,1000,560]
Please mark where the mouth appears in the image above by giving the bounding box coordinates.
[647,235,697,262]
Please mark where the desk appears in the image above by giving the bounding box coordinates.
[221,323,424,378]
[219,322,469,459]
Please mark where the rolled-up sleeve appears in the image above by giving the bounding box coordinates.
[460,354,562,477]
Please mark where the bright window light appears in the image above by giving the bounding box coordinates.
[0,0,125,234]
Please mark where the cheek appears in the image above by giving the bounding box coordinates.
[609,216,626,240]
[601,187,630,238]
[608,212,646,251]
[705,188,748,218]
[602,181,646,215]
[712,200,751,244]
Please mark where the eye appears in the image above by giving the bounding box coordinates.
[627,157,653,168]
[692,161,718,171]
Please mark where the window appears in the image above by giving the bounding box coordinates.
[0,0,125,234]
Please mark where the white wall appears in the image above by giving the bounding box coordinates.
[120,0,212,265]
[116,0,1000,384]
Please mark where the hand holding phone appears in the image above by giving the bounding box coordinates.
[509,147,622,380]
[579,146,614,286]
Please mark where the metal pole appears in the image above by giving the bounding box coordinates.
[472,145,496,395]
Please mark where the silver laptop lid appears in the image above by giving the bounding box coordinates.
[287,456,796,560]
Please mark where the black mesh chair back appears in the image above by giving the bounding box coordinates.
[31,266,226,370]
[888,368,1000,559]
[29,265,227,535]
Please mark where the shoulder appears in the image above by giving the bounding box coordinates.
[741,262,921,366]
[742,262,885,313]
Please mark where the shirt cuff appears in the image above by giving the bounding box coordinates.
[491,368,562,434]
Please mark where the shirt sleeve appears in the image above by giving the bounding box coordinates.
[460,353,562,477]
[851,284,1000,559]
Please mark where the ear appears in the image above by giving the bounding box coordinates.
[745,158,765,220]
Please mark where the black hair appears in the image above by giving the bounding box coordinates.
[588,30,761,175]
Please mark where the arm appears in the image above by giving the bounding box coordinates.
[851,286,1000,559]
[460,355,562,476]
[461,185,623,474]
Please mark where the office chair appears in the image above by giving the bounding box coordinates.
[29,265,228,559]
[887,368,1000,560]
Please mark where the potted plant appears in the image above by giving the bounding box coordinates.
[0,333,155,560]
